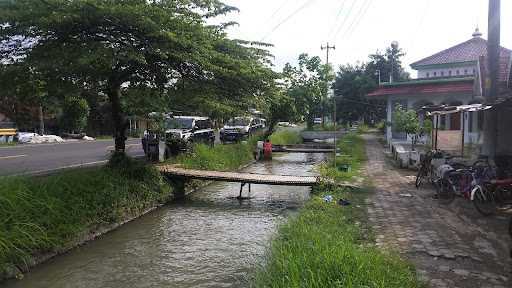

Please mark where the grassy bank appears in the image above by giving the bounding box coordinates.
[269,129,302,145]
[172,136,261,171]
[319,132,366,182]
[0,156,172,279]
[173,129,302,171]
[254,134,423,287]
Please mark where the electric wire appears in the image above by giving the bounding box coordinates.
[342,0,372,41]
[345,0,374,40]
[327,0,347,39]
[260,0,318,41]
[332,0,357,42]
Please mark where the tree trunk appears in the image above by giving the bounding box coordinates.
[108,83,126,152]
[38,104,45,135]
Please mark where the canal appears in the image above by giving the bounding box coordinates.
[3,152,324,288]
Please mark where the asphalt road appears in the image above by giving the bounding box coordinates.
[0,138,144,176]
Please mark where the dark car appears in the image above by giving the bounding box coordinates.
[219,116,265,143]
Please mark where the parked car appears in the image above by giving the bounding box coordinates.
[219,116,264,143]
[142,115,215,159]
[313,117,323,125]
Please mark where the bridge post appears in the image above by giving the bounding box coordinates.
[164,175,187,200]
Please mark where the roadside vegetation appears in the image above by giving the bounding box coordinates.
[0,155,171,279]
[319,132,367,182]
[254,133,423,287]
[268,129,302,145]
[173,140,257,171]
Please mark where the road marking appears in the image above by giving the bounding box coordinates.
[0,154,27,160]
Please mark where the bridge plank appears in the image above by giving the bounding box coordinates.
[158,165,318,186]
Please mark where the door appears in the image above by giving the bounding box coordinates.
[450,112,461,130]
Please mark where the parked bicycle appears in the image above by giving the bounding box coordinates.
[436,158,498,216]
[415,150,445,188]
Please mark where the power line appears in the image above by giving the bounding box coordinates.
[327,0,347,39]
[332,0,357,42]
[260,0,317,41]
[263,0,292,27]
[344,0,373,40]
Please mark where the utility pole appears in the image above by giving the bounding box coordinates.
[321,43,335,127]
[483,0,500,157]
[321,42,336,65]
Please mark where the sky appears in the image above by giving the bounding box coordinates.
[218,0,512,78]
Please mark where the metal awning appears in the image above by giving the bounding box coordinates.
[423,103,492,116]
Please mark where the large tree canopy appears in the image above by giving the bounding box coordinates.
[281,53,334,129]
[0,0,275,151]
[334,43,409,124]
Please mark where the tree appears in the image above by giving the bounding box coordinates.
[393,104,431,150]
[333,63,381,124]
[282,54,334,129]
[1,0,272,152]
[60,96,90,133]
[333,43,410,125]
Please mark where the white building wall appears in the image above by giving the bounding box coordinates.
[417,65,477,79]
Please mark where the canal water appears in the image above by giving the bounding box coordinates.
[3,153,324,288]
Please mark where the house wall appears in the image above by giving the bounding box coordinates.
[417,63,477,78]
[386,92,480,145]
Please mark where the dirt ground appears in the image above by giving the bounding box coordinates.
[364,134,511,288]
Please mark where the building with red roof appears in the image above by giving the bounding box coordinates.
[368,28,512,149]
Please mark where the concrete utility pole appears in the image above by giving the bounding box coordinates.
[321,42,336,65]
[483,0,500,157]
[321,43,335,127]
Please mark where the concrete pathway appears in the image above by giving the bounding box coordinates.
[364,134,511,288]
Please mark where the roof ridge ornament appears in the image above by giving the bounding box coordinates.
[472,27,483,38]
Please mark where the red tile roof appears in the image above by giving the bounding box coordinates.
[411,36,512,84]
[411,37,511,68]
[367,79,474,97]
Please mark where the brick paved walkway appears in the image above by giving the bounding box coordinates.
[364,134,511,288]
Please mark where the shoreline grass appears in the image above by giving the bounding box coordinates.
[0,156,172,279]
[253,133,423,287]
[269,129,302,145]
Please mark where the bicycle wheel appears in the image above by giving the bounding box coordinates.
[415,166,427,189]
[472,185,496,216]
[437,178,455,204]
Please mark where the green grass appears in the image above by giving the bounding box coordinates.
[310,124,337,131]
[319,133,367,182]
[0,142,17,147]
[253,132,423,288]
[0,156,172,277]
[357,123,370,134]
[269,129,302,145]
[253,187,423,288]
[171,135,263,171]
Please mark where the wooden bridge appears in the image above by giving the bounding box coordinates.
[272,144,338,154]
[157,165,359,198]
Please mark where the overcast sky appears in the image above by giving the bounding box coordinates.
[219,0,512,78]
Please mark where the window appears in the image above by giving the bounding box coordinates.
[426,72,430,78]
[472,69,476,74]
[448,70,452,76]
[441,71,444,76]
[456,70,460,75]
[464,69,468,74]
[433,71,437,76]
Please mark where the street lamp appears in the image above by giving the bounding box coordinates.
[375,70,381,85]
[390,41,399,83]
[333,94,341,168]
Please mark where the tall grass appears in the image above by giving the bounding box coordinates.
[269,129,302,145]
[319,133,367,182]
[254,132,423,287]
[253,187,423,288]
[172,135,263,171]
[0,158,171,277]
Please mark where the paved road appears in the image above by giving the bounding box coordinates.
[0,138,144,176]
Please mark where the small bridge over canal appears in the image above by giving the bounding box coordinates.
[271,144,339,154]
[157,165,359,199]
